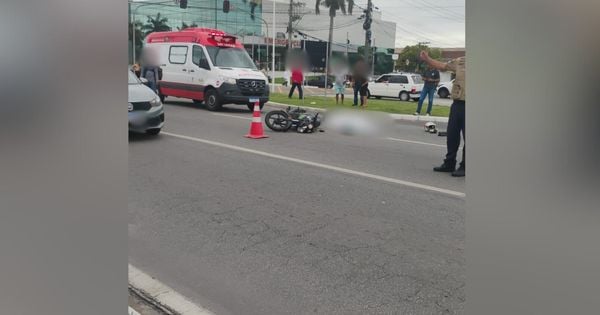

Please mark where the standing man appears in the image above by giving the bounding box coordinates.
[333,67,347,105]
[288,66,304,99]
[415,65,440,116]
[352,59,369,107]
[420,51,465,177]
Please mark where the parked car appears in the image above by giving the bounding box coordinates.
[367,72,424,101]
[305,75,334,89]
[128,70,165,135]
[437,79,454,98]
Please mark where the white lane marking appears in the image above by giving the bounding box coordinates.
[129,264,216,315]
[212,113,252,120]
[162,132,465,198]
[385,137,446,148]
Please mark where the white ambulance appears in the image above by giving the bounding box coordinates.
[145,28,269,111]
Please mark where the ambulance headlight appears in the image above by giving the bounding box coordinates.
[220,76,237,85]
[150,95,161,107]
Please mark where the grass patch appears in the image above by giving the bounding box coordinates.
[268,93,450,117]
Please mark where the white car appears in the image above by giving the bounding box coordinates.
[368,73,424,102]
[436,80,454,98]
[128,70,165,135]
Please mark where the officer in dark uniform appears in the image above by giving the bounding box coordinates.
[420,51,466,177]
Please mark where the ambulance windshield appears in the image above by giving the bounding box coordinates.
[206,46,257,70]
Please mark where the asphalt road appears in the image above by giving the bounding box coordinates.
[129,99,465,314]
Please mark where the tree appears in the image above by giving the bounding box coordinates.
[396,44,442,73]
[142,13,171,37]
[177,21,198,31]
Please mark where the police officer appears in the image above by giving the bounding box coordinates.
[420,51,465,177]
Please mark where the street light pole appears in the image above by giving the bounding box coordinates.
[129,0,173,64]
[271,0,276,92]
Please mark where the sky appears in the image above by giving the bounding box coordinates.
[362,0,465,48]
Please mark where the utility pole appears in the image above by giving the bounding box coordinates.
[372,36,375,76]
[287,0,294,50]
[346,32,349,56]
[363,0,373,67]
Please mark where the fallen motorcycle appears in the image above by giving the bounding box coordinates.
[265,106,322,133]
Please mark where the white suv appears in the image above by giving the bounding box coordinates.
[368,73,424,101]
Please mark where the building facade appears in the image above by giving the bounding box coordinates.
[130,0,397,70]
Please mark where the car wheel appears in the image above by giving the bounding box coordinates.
[247,102,265,111]
[399,91,410,101]
[438,88,449,99]
[204,89,222,111]
[146,128,161,135]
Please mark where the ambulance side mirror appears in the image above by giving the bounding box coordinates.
[198,59,210,70]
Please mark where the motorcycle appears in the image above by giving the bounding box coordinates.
[265,106,322,133]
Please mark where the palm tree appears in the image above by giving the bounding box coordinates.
[315,0,353,15]
[142,13,171,37]
[315,0,353,82]
[177,21,198,31]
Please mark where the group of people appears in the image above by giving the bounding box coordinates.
[285,58,370,108]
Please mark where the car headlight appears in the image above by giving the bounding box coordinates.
[150,95,161,107]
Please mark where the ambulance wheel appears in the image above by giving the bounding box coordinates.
[159,94,165,103]
[247,103,265,111]
[204,89,222,111]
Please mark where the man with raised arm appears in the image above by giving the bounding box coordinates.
[420,51,466,177]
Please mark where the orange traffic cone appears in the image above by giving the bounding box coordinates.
[245,101,268,139]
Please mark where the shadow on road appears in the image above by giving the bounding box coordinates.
[128,132,162,142]
[163,99,252,114]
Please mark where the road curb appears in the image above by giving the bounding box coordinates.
[129,264,216,315]
[266,101,449,123]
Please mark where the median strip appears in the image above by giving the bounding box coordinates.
[162,131,465,198]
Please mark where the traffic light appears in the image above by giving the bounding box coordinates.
[180,0,187,9]
[223,0,230,13]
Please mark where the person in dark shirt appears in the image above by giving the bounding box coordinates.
[415,66,440,116]
[352,59,369,107]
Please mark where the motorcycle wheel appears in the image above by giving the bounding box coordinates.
[265,110,292,132]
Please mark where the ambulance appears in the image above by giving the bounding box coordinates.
[145,28,269,111]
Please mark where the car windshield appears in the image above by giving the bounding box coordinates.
[412,75,423,84]
[128,70,140,84]
[205,47,256,69]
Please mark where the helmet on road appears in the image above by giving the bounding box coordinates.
[424,121,437,133]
